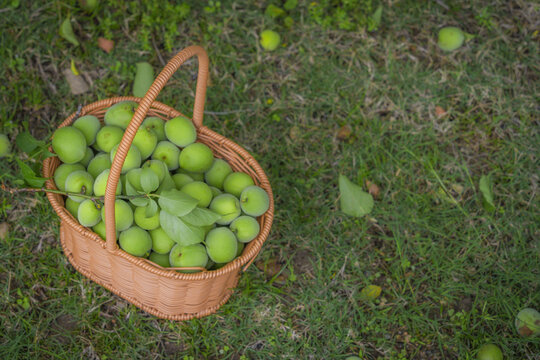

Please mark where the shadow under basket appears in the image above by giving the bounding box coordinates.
[42,46,274,320]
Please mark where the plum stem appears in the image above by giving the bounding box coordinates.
[1,184,159,202]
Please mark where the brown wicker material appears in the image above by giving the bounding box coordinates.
[42,46,274,320]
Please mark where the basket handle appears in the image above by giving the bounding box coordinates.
[104,46,209,252]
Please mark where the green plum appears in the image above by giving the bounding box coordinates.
[142,116,166,141]
[209,186,222,197]
[209,194,241,225]
[240,185,269,217]
[54,163,85,191]
[152,141,180,170]
[65,197,80,218]
[181,181,213,208]
[172,173,194,189]
[179,142,214,173]
[476,344,503,360]
[149,252,170,267]
[133,206,160,230]
[93,169,122,196]
[236,241,245,257]
[86,152,112,179]
[169,243,208,272]
[52,126,87,164]
[164,116,197,147]
[150,227,176,254]
[101,199,133,232]
[133,127,157,160]
[205,227,238,264]
[65,170,94,202]
[260,30,281,51]
[92,221,107,240]
[78,147,94,167]
[230,215,260,243]
[438,27,465,52]
[72,115,101,145]
[204,158,232,189]
[142,159,168,184]
[95,125,124,153]
[223,172,254,197]
[119,226,152,257]
[176,168,204,181]
[104,101,138,129]
[77,199,102,227]
[0,134,11,157]
[110,144,141,174]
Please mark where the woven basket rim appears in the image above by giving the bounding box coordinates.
[43,96,274,282]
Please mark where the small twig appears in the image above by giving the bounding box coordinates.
[151,35,166,67]
[435,0,449,10]
[1,184,156,202]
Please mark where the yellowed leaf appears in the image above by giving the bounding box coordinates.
[70,59,79,76]
[435,106,446,117]
[336,125,352,141]
[360,285,382,300]
[98,37,115,53]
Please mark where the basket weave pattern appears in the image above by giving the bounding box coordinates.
[42,46,274,320]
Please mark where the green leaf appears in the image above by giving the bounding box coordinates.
[284,0,298,11]
[15,131,42,154]
[156,172,176,194]
[181,207,221,227]
[160,210,205,246]
[158,189,198,217]
[145,198,158,218]
[339,175,374,217]
[124,179,148,206]
[140,168,159,193]
[265,4,285,18]
[16,159,47,188]
[479,175,495,212]
[367,5,383,32]
[133,62,155,98]
[59,18,80,46]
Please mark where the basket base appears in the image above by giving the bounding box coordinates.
[60,222,240,321]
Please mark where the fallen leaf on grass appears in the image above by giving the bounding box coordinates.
[360,285,382,300]
[365,180,380,198]
[339,175,374,217]
[70,59,79,75]
[98,37,114,53]
[435,106,447,117]
[59,18,79,46]
[479,175,495,212]
[336,125,352,141]
[0,222,9,240]
[63,68,89,94]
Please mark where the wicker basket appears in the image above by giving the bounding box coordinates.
[42,46,274,320]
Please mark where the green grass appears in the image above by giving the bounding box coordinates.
[1,0,539,359]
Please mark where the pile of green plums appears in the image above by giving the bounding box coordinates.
[52,101,270,271]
